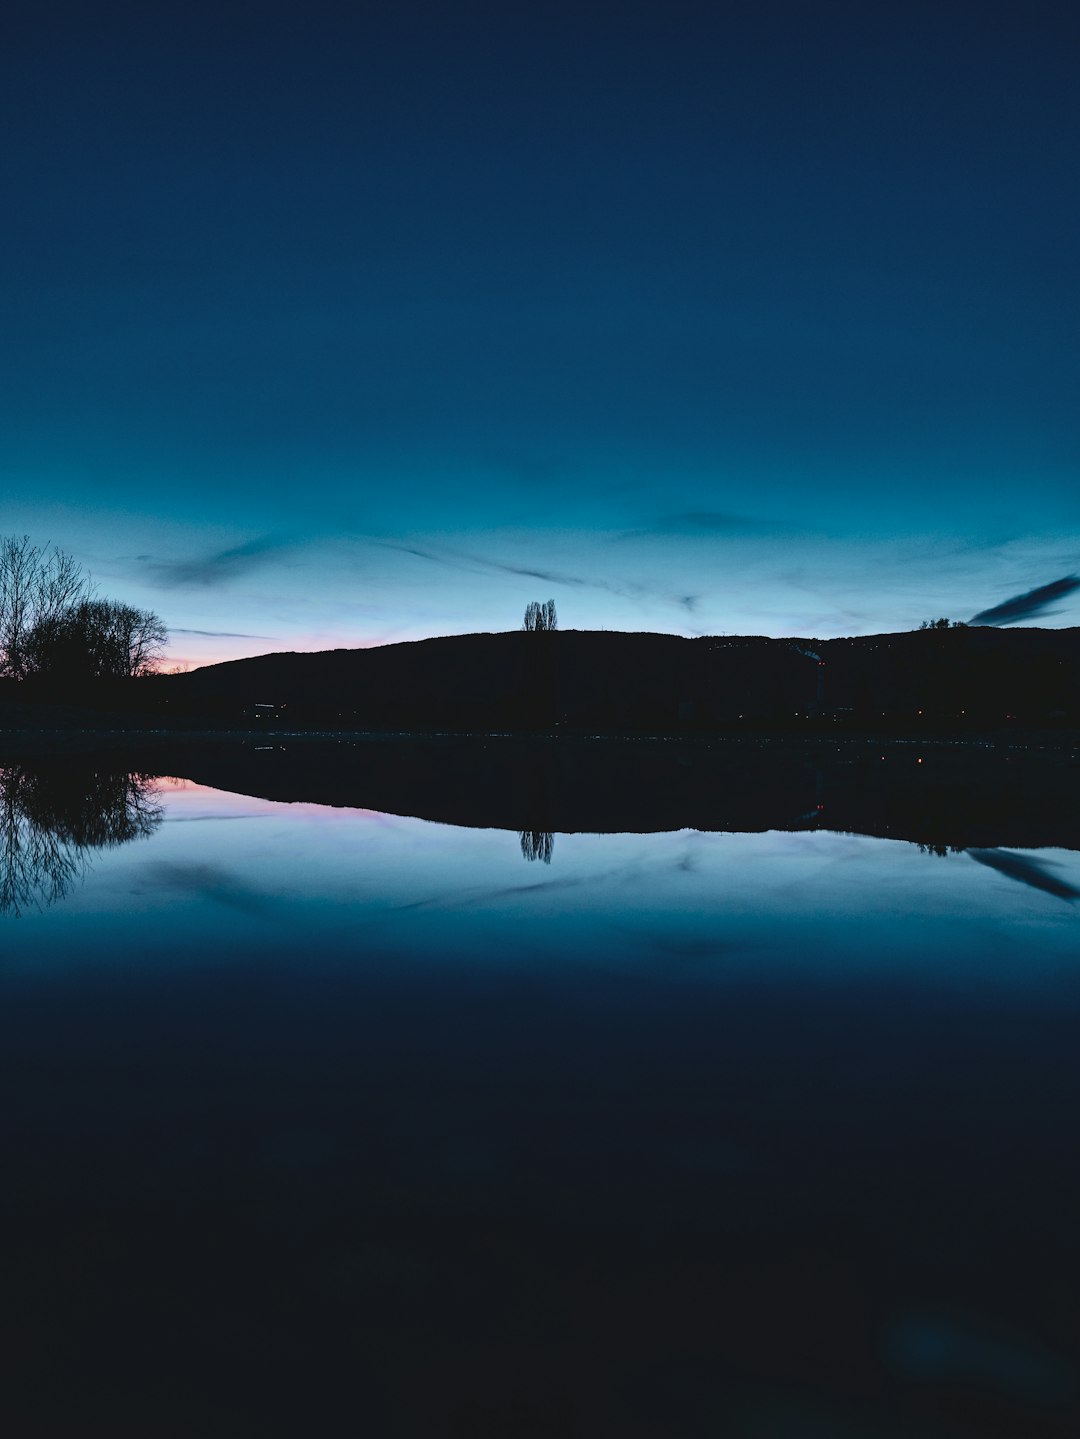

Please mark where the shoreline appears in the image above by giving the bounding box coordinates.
[2,724,1080,758]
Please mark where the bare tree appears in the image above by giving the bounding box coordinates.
[0,535,88,679]
[25,599,168,680]
[522,598,558,632]
[107,602,169,676]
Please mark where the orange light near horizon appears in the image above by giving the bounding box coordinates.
[164,632,399,674]
[156,779,403,824]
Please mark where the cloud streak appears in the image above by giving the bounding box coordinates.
[378,540,600,591]
[625,510,770,538]
[144,535,292,588]
[970,575,1080,626]
[172,627,276,639]
[376,539,698,615]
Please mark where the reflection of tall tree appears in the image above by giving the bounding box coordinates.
[0,765,162,916]
[519,829,554,864]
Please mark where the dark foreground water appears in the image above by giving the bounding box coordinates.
[2,743,1079,1436]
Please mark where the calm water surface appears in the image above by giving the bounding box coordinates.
[3,754,1079,1435]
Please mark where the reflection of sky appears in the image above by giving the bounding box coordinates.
[5,779,1080,1427]
[2,5,1078,664]
[10,784,1080,997]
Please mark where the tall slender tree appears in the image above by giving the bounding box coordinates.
[522,598,558,632]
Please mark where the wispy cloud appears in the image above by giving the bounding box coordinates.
[472,556,596,589]
[171,627,276,639]
[618,510,781,540]
[378,540,597,590]
[377,538,698,615]
[143,535,292,588]
[378,541,441,565]
[970,575,1080,626]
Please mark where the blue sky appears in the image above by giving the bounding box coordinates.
[2,0,1078,667]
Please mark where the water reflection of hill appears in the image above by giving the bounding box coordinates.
[153,736,1080,852]
[0,763,162,916]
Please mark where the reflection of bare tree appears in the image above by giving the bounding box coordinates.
[0,765,163,916]
[519,829,554,864]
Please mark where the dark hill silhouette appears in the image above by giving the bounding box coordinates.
[162,625,1080,732]
[1,625,1078,734]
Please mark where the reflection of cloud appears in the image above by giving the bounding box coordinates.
[966,848,1080,901]
[970,575,1080,626]
[391,873,589,913]
[636,931,745,959]
[165,814,273,823]
[889,1311,1072,1402]
[137,861,276,915]
[145,535,292,588]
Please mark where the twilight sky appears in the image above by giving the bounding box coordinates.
[3,0,1078,668]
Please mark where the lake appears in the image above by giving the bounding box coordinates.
[2,738,1079,1435]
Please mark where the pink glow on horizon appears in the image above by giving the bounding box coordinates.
[156,777,405,825]
[167,629,413,673]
